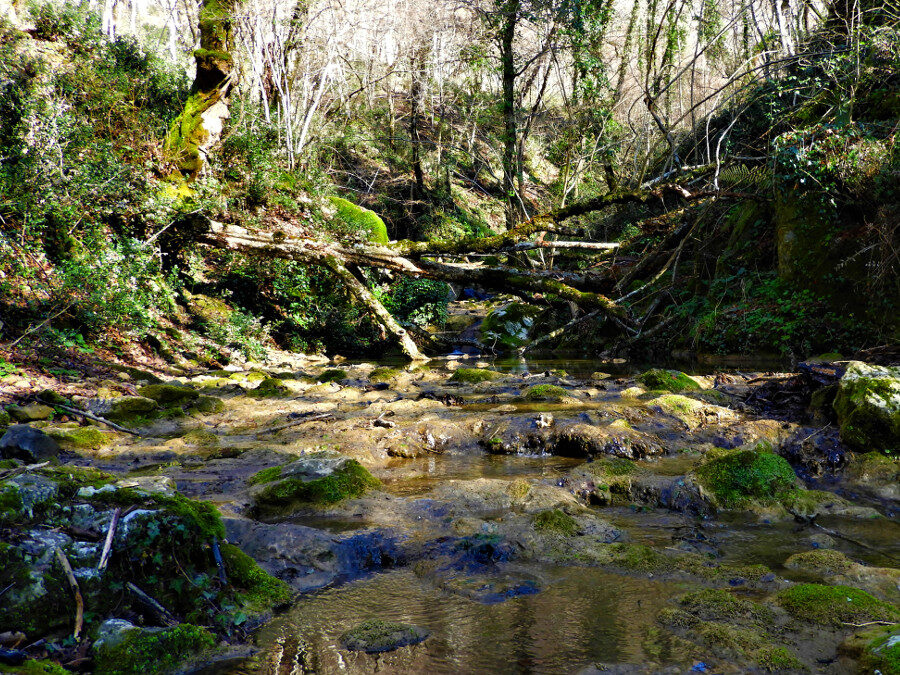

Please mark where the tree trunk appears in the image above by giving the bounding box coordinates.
[163,0,236,182]
[500,0,523,228]
[410,51,426,197]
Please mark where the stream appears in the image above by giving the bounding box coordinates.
[88,356,899,674]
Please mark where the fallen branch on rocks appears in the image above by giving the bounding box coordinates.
[35,399,144,437]
[255,413,334,436]
[54,547,83,640]
[0,461,49,481]
[97,507,121,571]
[126,582,179,626]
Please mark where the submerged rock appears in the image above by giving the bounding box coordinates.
[0,425,61,462]
[340,620,429,653]
[832,361,900,453]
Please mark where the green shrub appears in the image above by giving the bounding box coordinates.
[383,277,449,327]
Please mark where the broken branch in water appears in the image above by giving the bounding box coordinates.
[54,547,83,640]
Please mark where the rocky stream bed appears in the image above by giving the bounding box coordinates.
[0,356,898,674]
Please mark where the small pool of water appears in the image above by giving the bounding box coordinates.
[228,567,691,675]
[377,453,583,497]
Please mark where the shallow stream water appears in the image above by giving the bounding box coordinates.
[190,357,895,675]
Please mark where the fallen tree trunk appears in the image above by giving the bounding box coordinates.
[195,181,738,359]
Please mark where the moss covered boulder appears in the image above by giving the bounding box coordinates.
[524,384,570,403]
[6,404,55,422]
[775,583,900,626]
[137,384,199,407]
[250,378,290,398]
[480,302,545,349]
[840,623,900,675]
[106,396,159,422]
[341,620,429,653]
[693,447,797,508]
[185,292,233,326]
[252,452,380,513]
[532,509,578,536]
[45,425,115,451]
[93,622,217,675]
[833,361,900,453]
[636,369,701,393]
[328,196,389,244]
[450,367,504,384]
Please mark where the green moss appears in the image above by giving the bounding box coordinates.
[136,384,199,407]
[219,543,293,610]
[248,466,283,485]
[181,429,219,446]
[86,489,225,540]
[317,369,347,383]
[250,378,290,398]
[0,459,18,469]
[833,364,900,453]
[255,460,380,508]
[450,368,503,383]
[506,478,531,500]
[532,509,578,536]
[39,465,115,499]
[608,543,668,572]
[524,385,569,402]
[328,196,389,244]
[754,645,807,671]
[776,583,900,626]
[784,549,855,576]
[0,485,23,521]
[694,449,797,508]
[368,367,400,382]
[858,624,900,675]
[637,369,701,393]
[192,395,225,414]
[781,488,851,517]
[46,426,113,451]
[94,624,216,675]
[0,659,69,674]
[678,588,774,624]
[0,410,10,429]
[847,452,898,482]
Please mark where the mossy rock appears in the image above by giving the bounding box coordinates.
[219,543,293,611]
[676,588,774,624]
[833,362,900,453]
[340,619,429,653]
[532,508,578,536]
[328,196,389,244]
[0,410,10,430]
[93,623,217,675]
[784,549,855,576]
[0,659,70,674]
[368,367,400,382]
[841,623,900,675]
[775,583,900,626]
[248,465,283,485]
[191,395,225,414]
[137,384,199,407]
[524,385,569,403]
[480,302,545,349]
[6,404,55,422]
[847,451,899,484]
[693,448,797,508]
[450,368,503,383]
[316,369,347,383]
[46,426,114,451]
[107,396,159,422]
[180,429,219,447]
[636,369,701,393]
[250,378,290,398]
[253,459,380,510]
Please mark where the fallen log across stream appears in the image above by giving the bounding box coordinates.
[190,181,740,360]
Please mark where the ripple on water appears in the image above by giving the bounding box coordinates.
[226,567,690,675]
